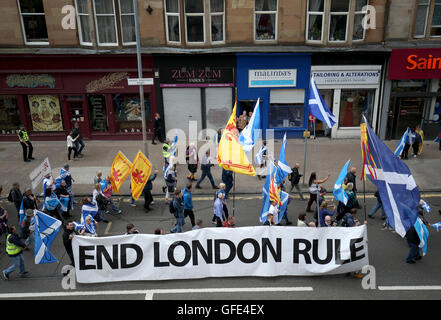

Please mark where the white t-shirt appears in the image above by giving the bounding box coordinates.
[269,204,279,224]
[67,135,75,148]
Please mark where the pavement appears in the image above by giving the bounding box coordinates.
[0,137,440,198]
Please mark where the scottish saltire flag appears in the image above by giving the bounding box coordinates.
[260,162,277,223]
[169,131,178,157]
[255,145,266,166]
[34,210,62,264]
[19,199,25,226]
[333,159,351,205]
[59,197,70,213]
[163,163,173,180]
[44,194,60,211]
[414,217,429,256]
[422,200,431,213]
[239,98,261,154]
[260,190,289,224]
[275,133,292,185]
[394,128,410,157]
[81,202,99,224]
[308,77,337,128]
[360,118,420,237]
[73,221,85,232]
[431,222,441,232]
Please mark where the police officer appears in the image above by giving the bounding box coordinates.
[162,138,171,165]
[2,225,28,280]
[18,124,34,162]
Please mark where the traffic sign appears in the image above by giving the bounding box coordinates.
[127,78,154,86]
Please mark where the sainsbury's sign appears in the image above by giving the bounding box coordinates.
[389,48,441,80]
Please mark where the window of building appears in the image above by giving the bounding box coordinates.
[414,0,441,38]
[113,94,149,133]
[88,95,108,132]
[339,89,375,127]
[165,0,181,43]
[210,0,225,43]
[353,0,368,41]
[328,0,349,42]
[255,0,278,41]
[269,89,305,128]
[18,0,49,45]
[75,0,93,45]
[307,0,325,42]
[119,0,136,44]
[93,0,118,46]
[0,95,20,134]
[185,0,205,43]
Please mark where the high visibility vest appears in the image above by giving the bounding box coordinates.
[6,234,22,256]
[162,143,170,158]
[18,129,29,142]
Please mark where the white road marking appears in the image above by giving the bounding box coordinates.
[378,286,441,291]
[0,286,314,299]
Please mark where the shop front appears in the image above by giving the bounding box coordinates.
[155,55,235,138]
[236,53,311,139]
[311,65,382,139]
[0,55,156,141]
[386,48,441,140]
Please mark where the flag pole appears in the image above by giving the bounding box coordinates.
[363,175,367,222]
[314,118,320,227]
[233,172,236,217]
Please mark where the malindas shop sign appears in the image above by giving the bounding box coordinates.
[389,48,441,80]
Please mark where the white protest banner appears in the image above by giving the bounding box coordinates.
[29,158,51,190]
[73,226,369,283]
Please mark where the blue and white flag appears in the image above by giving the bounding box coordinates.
[34,210,62,264]
[81,202,99,224]
[44,194,60,211]
[308,77,337,128]
[255,145,267,166]
[239,98,262,154]
[363,117,420,237]
[431,222,441,232]
[163,163,173,180]
[421,200,431,213]
[260,190,289,224]
[260,162,277,223]
[73,221,85,233]
[169,131,178,157]
[414,217,429,256]
[59,197,70,213]
[333,159,351,205]
[19,199,25,227]
[394,128,410,157]
[275,133,292,185]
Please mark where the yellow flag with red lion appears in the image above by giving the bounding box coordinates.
[110,151,132,193]
[130,151,152,200]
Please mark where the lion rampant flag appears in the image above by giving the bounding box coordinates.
[130,151,152,200]
[217,101,256,176]
[110,151,132,193]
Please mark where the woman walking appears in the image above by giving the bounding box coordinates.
[306,172,330,213]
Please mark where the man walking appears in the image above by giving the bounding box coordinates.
[170,189,185,233]
[9,183,22,219]
[196,150,216,189]
[222,168,234,197]
[183,183,195,228]
[2,225,28,280]
[18,124,34,162]
[152,113,163,145]
[72,123,85,157]
[289,162,304,200]
[63,221,76,267]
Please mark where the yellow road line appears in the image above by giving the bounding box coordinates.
[104,221,112,235]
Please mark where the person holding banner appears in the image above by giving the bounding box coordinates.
[79,215,98,237]
[62,221,76,267]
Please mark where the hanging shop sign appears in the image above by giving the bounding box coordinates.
[28,95,63,132]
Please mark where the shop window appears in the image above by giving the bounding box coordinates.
[185,0,205,43]
[118,0,136,44]
[75,0,93,45]
[0,96,21,134]
[339,89,375,128]
[93,0,118,45]
[88,95,108,132]
[113,94,149,133]
[413,0,441,38]
[27,95,64,132]
[255,0,278,41]
[18,0,49,45]
[165,0,181,43]
[328,0,349,42]
[307,0,325,42]
[210,0,225,43]
[269,89,305,128]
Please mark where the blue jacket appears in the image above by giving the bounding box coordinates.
[214,198,224,221]
[173,196,184,218]
[183,187,193,210]
[143,173,157,192]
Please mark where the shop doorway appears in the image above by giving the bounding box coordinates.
[311,90,333,137]
[67,100,89,137]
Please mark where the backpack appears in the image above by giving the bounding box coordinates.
[7,189,13,202]
[169,200,175,214]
